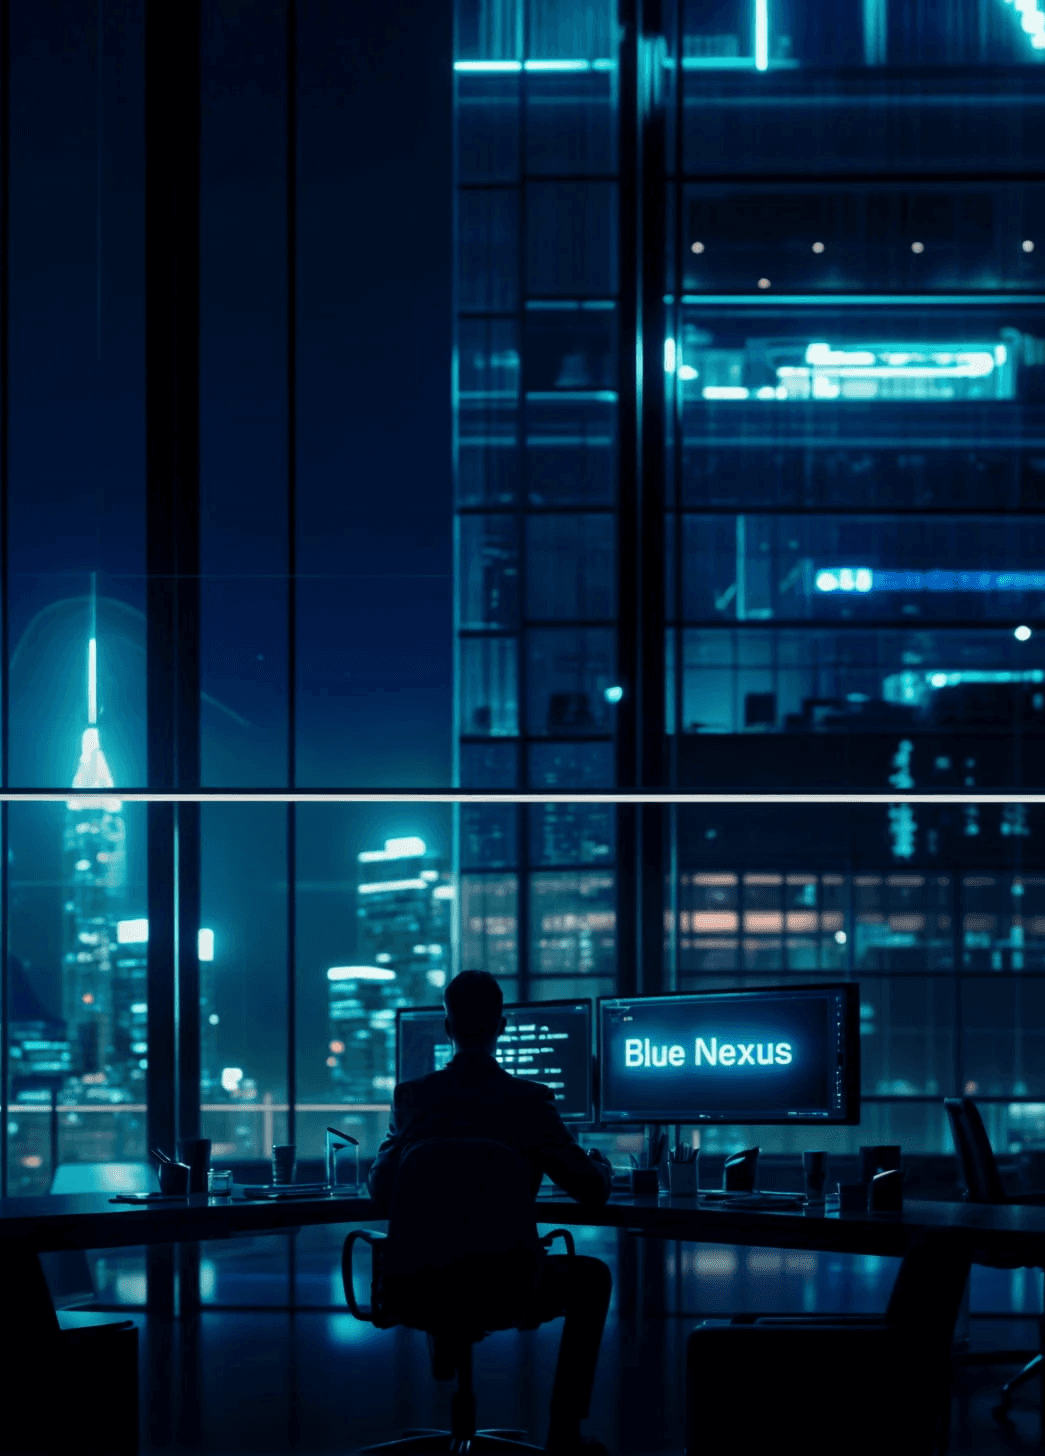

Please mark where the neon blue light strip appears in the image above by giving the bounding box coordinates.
[754,0,769,70]
[453,59,616,73]
[678,295,1045,306]
[816,568,1045,593]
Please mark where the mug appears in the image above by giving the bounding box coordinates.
[177,1138,212,1195]
[668,1160,698,1197]
[723,1147,759,1193]
[803,1151,829,1204]
[837,1181,869,1214]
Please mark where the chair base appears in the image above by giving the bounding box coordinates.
[361,1431,542,1454]
[992,1351,1043,1427]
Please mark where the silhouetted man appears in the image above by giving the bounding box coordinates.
[370,970,613,1454]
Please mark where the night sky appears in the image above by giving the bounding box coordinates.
[6,0,454,1101]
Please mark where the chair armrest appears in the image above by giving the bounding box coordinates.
[540,1228,575,1258]
[342,1230,386,1324]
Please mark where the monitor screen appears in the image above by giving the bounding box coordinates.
[598,985,859,1124]
[396,999,594,1121]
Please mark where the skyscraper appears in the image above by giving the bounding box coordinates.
[62,585,147,1102]
[327,837,451,1100]
[453,0,1045,1153]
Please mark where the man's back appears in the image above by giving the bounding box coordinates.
[368,1051,611,1213]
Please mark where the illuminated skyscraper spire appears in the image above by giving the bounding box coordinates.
[68,574,120,813]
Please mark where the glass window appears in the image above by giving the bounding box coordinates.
[461,874,519,978]
[461,803,518,869]
[456,317,521,508]
[530,871,616,978]
[457,190,519,312]
[457,72,520,183]
[460,635,519,736]
[858,977,954,1098]
[459,515,520,630]
[525,69,617,177]
[526,182,618,296]
[8,798,148,1195]
[526,514,615,621]
[200,805,288,1162]
[526,626,615,735]
[962,978,1045,1099]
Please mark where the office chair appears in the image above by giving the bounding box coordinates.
[685,1230,973,1456]
[945,1096,1045,1429]
[15,1162,146,1454]
[343,1137,576,1454]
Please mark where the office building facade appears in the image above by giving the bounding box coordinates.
[454,0,1045,1150]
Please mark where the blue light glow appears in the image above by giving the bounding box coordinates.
[754,0,769,70]
[452,59,617,73]
[815,568,1045,593]
[1003,0,1045,50]
[604,685,624,703]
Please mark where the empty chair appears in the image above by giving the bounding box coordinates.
[344,1137,587,1454]
[685,1230,972,1456]
[945,1095,1045,1429]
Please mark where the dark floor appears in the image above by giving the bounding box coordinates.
[86,1227,1045,1454]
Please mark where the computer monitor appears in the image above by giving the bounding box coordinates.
[396,999,594,1121]
[598,984,859,1125]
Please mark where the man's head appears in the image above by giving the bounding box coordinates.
[444,969,506,1054]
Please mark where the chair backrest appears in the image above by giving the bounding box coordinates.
[944,1097,1007,1203]
[50,1162,158,1196]
[377,1137,541,1335]
[885,1230,973,1352]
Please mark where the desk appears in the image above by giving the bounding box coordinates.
[4,1188,1045,1265]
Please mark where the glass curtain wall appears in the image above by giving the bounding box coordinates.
[665,0,1045,1152]
[454,0,621,1005]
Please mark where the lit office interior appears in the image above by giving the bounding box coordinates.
[8,0,1045,1453]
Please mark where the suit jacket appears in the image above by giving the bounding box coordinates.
[369,1051,611,1214]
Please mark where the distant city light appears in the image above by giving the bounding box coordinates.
[131,1002,147,1015]
[678,365,699,381]
[664,338,676,372]
[812,241,825,254]
[1024,240,1036,252]
[604,685,624,703]
[330,1040,345,1054]
[326,966,396,981]
[433,885,455,900]
[757,277,771,289]
[220,1067,244,1092]
[358,836,426,863]
[208,1013,219,1025]
[116,918,215,961]
[911,241,925,253]
[427,969,448,988]
[834,931,847,945]
[703,385,750,400]
[420,870,439,882]
[691,241,705,254]
[82,993,94,1004]
[1016,624,1033,641]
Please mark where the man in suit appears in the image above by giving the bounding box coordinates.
[370,970,613,1454]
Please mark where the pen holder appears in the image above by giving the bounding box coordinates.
[668,1159,698,1197]
[631,1168,660,1197]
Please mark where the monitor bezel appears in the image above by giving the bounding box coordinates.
[596,983,861,1126]
[395,997,596,1123]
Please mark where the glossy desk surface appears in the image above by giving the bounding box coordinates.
[2,1188,1045,1264]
